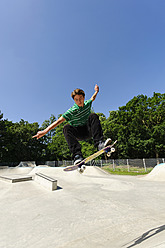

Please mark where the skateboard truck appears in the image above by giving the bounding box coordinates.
[106,147,115,157]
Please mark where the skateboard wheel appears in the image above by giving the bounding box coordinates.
[111,147,115,152]
[81,165,86,170]
[78,167,84,174]
[107,152,111,157]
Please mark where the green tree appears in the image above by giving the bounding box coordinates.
[0,111,6,162]
[105,93,165,158]
[1,119,45,162]
[48,116,70,160]
[41,114,56,143]
[80,140,96,158]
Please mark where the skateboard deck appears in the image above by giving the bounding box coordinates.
[64,140,117,172]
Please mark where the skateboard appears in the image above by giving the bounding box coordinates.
[64,140,117,173]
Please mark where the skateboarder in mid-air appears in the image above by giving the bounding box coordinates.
[33,84,111,166]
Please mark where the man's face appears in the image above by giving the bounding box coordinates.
[74,94,85,107]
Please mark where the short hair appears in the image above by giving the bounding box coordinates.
[71,88,85,99]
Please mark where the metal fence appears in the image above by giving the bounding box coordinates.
[0,158,165,172]
[93,158,165,172]
[37,158,165,172]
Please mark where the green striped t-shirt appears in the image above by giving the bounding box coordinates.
[62,99,92,127]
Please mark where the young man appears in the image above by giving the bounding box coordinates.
[33,84,111,166]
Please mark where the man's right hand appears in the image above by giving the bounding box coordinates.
[32,116,65,139]
[32,130,47,139]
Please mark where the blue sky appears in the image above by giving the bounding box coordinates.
[1,0,165,125]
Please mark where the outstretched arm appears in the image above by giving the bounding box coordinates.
[32,116,66,139]
[90,84,99,102]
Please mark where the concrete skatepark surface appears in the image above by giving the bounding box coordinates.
[0,165,165,248]
[141,163,165,182]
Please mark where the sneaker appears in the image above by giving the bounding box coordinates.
[74,154,83,166]
[98,138,112,151]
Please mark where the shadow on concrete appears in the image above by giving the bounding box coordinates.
[124,224,165,248]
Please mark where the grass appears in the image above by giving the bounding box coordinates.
[102,165,153,176]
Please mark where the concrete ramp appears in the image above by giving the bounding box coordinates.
[18,161,36,167]
[1,166,165,248]
[0,166,34,175]
[141,163,165,181]
[28,166,134,191]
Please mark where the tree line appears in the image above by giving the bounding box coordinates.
[0,93,165,163]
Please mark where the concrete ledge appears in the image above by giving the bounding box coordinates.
[35,173,57,191]
[0,174,32,183]
[0,166,9,169]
